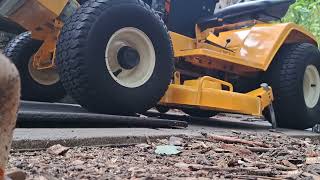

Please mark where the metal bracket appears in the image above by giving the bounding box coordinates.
[260,83,270,91]
[260,83,277,128]
[268,103,277,129]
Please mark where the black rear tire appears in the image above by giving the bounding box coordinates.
[56,0,174,114]
[264,43,320,129]
[4,32,65,102]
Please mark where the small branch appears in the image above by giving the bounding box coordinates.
[197,135,271,148]
[202,166,277,176]
[247,147,279,153]
[225,174,283,180]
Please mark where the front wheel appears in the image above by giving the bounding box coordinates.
[56,0,174,114]
[265,43,320,129]
[4,32,65,102]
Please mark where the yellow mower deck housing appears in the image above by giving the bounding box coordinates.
[160,21,317,116]
[170,22,317,75]
[160,73,274,116]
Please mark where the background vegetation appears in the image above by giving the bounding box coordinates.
[282,0,320,42]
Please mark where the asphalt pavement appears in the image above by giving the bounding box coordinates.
[13,101,320,150]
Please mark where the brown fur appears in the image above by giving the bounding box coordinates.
[0,54,20,180]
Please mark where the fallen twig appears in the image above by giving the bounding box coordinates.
[276,170,302,179]
[247,147,279,153]
[204,166,276,176]
[274,164,297,171]
[221,143,253,156]
[198,135,271,148]
[175,162,277,177]
[225,174,283,180]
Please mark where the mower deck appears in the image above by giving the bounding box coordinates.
[160,75,273,116]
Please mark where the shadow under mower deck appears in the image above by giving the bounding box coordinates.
[1,0,320,129]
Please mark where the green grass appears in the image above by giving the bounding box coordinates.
[282,0,320,43]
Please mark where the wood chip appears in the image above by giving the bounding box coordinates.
[145,136,151,144]
[135,143,151,149]
[5,170,27,180]
[288,158,305,165]
[302,172,320,180]
[174,163,203,171]
[252,162,268,169]
[214,148,231,153]
[169,136,183,146]
[47,144,69,156]
[72,160,85,166]
[306,157,320,165]
[281,160,297,169]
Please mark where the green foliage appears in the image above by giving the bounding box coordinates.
[282,0,320,43]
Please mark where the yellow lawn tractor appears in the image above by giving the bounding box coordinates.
[1,0,319,129]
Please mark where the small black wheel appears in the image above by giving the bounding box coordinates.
[56,0,174,114]
[155,105,170,114]
[4,32,65,102]
[182,108,217,118]
[264,43,320,129]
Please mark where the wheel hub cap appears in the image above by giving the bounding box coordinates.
[105,27,156,88]
[303,65,320,108]
[117,46,140,70]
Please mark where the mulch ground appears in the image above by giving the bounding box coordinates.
[7,131,320,180]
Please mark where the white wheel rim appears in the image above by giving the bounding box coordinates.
[303,65,320,108]
[105,27,156,88]
[28,57,60,86]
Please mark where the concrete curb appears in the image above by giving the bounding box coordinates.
[11,134,186,150]
[12,127,320,150]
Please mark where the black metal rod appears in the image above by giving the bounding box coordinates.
[17,111,188,128]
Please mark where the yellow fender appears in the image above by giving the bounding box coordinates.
[170,23,318,73]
